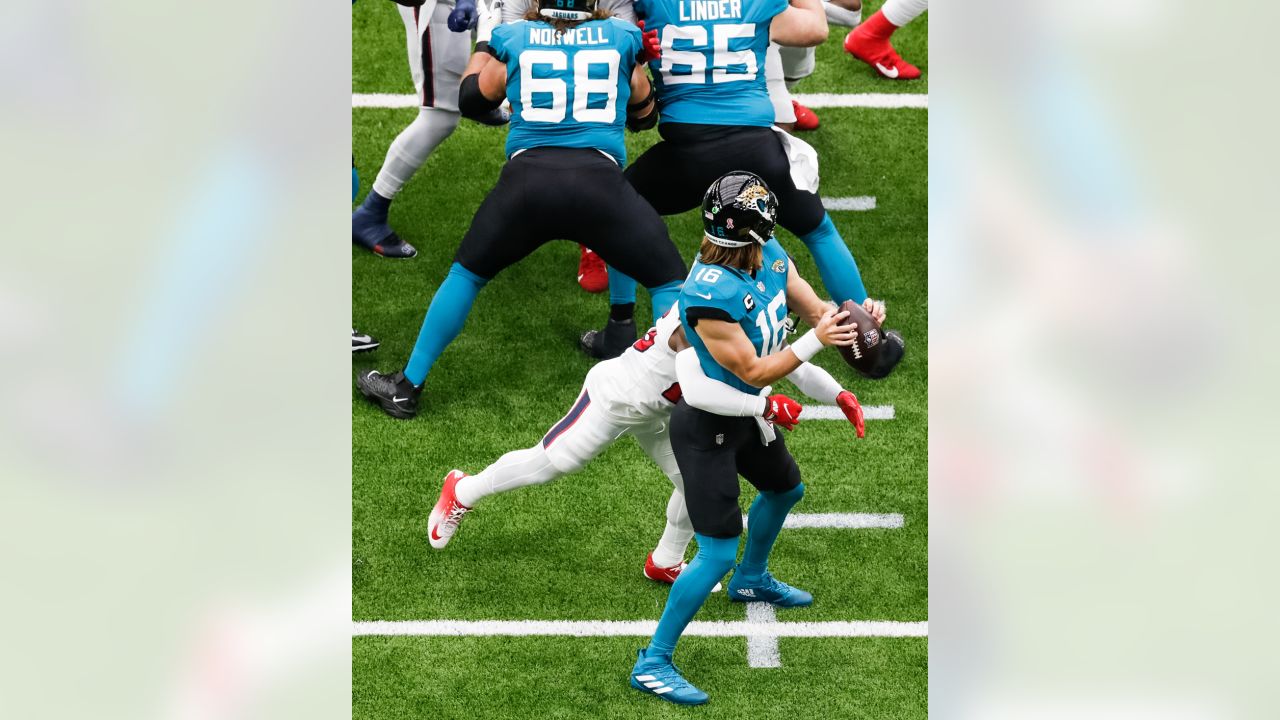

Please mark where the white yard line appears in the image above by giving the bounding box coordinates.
[747,512,905,530]
[353,92,928,110]
[353,619,927,638]
[808,404,895,421]
[822,196,876,211]
[745,603,782,668]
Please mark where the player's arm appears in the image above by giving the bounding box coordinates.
[770,0,829,48]
[626,63,658,131]
[785,263,833,328]
[783,360,865,436]
[675,349,767,416]
[694,307,855,388]
[458,0,507,119]
[677,349,806,430]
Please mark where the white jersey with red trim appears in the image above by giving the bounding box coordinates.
[583,305,683,422]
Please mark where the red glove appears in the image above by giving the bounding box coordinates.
[836,390,865,439]
[637,21,662,64]
[763,394,803,431]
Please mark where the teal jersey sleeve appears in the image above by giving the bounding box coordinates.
[755,0,790,23]
[489,22,519,63]
[681,263,753,323]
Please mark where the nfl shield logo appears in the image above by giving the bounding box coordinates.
[715,434,725,445]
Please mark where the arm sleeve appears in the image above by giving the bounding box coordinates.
[784,360,843,404]
[675,349,768,417]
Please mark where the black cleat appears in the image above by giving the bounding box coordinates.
[857,329,905,380]
[469,106,511,126]
[356,369,421,419]
[579,318,636,360]
[352,328,380,353]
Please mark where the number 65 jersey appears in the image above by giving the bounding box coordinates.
[489,18,643,166]
[634,0,788,128]
[679,238,792,394]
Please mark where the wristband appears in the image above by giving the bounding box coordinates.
[790,329,822,362]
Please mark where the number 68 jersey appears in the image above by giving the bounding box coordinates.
[488,18,643,166]
[634,0,788,128]
[679,238,792,394]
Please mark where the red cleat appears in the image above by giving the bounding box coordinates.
[791,100,820,131]
[844,20,921,80]
[427,469,471,549]
[644,553,687,584]
[643,553,722,591]
[577,245,608,293]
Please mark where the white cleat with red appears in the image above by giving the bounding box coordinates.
[427,469,472,549]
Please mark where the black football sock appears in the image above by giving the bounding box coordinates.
[609,302,635,323]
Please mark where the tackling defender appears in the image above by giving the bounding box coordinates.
[356,0,689,418]
[630,172,859,705]
[425,302,870,584]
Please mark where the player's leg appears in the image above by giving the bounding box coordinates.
[632,404,750,705]
[632,424,694,576]
[427,382,625,548]
[734,127,870,306]
[825,0,863,27]
[352,4,468,257]
[401,164,541,385]
[845,0,926,80]
[355,159,540,418]
[587,141,702,352]
[727,433,811,606]
[575,159,687,359]
[767,44,801,132]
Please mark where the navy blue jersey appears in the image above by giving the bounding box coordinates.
[489,18,642,165]
[679,238,791,393]
[633,0,787,127]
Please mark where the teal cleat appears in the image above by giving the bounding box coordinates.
[629,649,709,706]
[727,569,814,607]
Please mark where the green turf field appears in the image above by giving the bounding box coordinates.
[353,2,927,717]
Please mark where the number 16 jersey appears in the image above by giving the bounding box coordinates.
[679,238,792,394]
[489,18,642,166]
[634,0,788,128]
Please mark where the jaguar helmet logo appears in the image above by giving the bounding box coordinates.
[771,259,785,273]
[736,184,773,220]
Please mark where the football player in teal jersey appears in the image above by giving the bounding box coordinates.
[629,173,863,705]
[581,0,904,382]
[357,0,689,418]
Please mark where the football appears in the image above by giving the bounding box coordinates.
[836,299,885,374]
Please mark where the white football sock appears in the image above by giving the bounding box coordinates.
[454,444,559,508]
[823,1,862,28]
[371,106,461,199]
[882,0,928,28]
[651,490,694,568]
